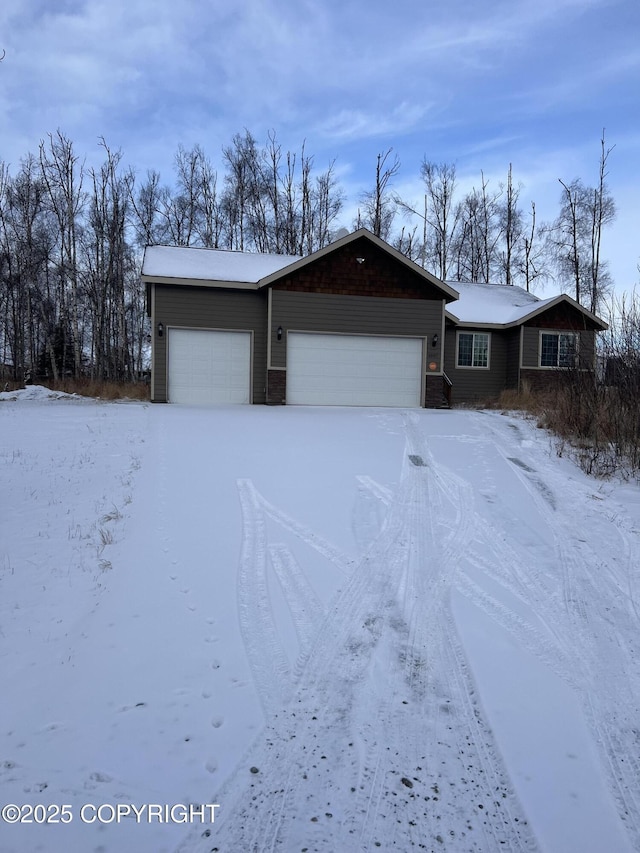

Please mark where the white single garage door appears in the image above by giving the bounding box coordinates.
[168,328,251,404]
[286,333,423,407]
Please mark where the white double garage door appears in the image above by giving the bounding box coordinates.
[168,328,424,407]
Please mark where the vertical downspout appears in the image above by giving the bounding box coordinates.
[150,284,156,402]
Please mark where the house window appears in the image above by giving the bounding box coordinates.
[457,332,489,368]
[540,332,578,367]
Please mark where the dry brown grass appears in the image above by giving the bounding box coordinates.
[470,381,553,416]
[497,382,547,413]
[481,374,640,479]
[4,378,150,401]
[51,378,151,401]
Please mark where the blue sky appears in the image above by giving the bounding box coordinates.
[1,0,639,295]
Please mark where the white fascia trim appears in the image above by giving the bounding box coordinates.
[140,275,259,290]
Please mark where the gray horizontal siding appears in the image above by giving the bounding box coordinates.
[506,328,521,389]
[522,327,538,368]
[271,291,443,371]
[152,285,267,403]
[444,327,509,403]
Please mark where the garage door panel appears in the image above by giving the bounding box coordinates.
[287,333,422,407]
[168,328,251,404]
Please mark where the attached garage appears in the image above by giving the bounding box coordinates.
[167,328,251,404]
[143,229,459,406]
[286,332,424,407]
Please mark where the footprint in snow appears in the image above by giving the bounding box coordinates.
[205,759,218,774]
[211,716,224,729]
[89,771,112,783]
[23,781,48,793]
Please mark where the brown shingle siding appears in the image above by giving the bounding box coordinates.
[273,238,444,300]
[526,302,599,330]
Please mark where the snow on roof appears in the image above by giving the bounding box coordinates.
[141,245,301,284]
[446,281,556,325]
[141,245,572,325]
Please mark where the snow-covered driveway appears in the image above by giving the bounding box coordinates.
[1,394,639,853]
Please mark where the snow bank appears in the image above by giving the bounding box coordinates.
[0,384,79,402]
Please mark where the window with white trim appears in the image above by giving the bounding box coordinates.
[457,332,489,368]
[540,332,578,367]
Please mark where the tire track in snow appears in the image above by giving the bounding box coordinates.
[352,476,393,556]
[237,479,293,717]
[254,488,353,575]
[268,543,325,661]
[479,413,640,849]
[182,413,538,853]
[461,419,589,673]
[454,571,580,691]
[355,474,394,506]
[359,431,578,691]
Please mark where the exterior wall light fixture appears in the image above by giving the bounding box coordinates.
[157,322,164,337]
[431,333,439,347]
[277,325,283,341]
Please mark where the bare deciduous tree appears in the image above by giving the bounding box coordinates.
[222,130,261,251]
[128,168,163,248]
[358,149,400,240]
[500,164,523,286]
[587,131,616,314]
[553,132,615,312]
[0,126,620,389]
[520,201,549,292]
[556,177,587,303]
[86,140,134,380]
[453,173,502,283]
[0,156,56,380]
[39,131,86,378]
[420,161,459,280]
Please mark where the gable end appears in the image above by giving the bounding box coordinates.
[271,237,446,300]
[524,301,602,331]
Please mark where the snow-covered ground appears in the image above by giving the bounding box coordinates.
[1,388,639,853]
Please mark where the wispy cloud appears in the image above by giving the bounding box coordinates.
[315,102,432,143]
[0,0,637,291]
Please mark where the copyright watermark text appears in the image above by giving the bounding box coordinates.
[1,802,220,825]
